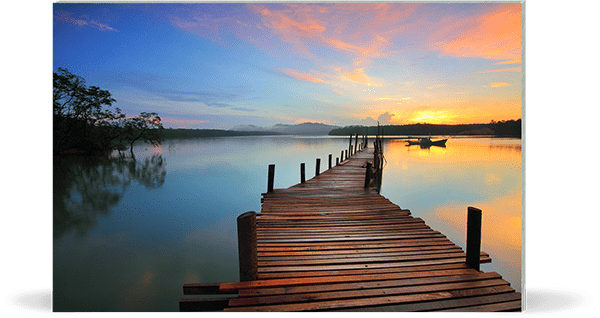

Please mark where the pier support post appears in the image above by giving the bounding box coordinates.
[267,164,275,193]
[328,154,332,169]
[466,207,482,271]
[354,133,359,154]
[336,157,339,166]
[237,211,257,282]
[341,150,344,161]
[315,158,321,176]
[364,162,372,188]
[345,150,348,160]
[300,163,306,183]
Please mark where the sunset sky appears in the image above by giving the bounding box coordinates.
[53,2,523,129]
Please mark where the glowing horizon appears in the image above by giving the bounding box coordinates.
[54,2,522,129]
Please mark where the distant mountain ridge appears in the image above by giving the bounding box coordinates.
[231,122,339,135]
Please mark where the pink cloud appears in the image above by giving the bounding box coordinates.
[433,4,522,61]
[281,69,326,83]
[490,82,511,88]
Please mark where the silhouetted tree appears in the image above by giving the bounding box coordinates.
[54,68,163,157]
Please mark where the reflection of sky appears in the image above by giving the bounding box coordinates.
[54,136,522,310]
[380,137,522,292]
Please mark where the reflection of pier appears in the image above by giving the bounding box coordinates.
[180,138,521,312]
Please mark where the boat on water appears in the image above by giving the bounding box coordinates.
[406,137,448,147]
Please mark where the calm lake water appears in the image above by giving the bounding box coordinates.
[53,135,522,311]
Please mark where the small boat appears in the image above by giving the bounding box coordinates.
[406,137,448,147]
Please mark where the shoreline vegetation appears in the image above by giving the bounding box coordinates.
[161,119,521,139]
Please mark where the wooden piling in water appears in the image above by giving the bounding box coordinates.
[315,158,321,176]
[336,157,339,165]
[267,164,275,193]
[328,154,332,169]
[364,162,372,188]
[300,163,305,183]
[237,211,257,282]
[466,207,483,271]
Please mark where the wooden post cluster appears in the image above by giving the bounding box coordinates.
[466,207,483,271]
[237,211,257,282]
[267,164,275,193]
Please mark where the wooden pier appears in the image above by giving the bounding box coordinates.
[180,139,521,312]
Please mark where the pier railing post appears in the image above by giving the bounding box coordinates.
[364,162,372,188]
[336,157,339,166]
[267,164,275,193]
[345,149,348,160]
[328,154,332,169]
[300,163,306,183]
[237,211,257,282]
[315,158,321,176]
[341,150,344,161]
[466,207,482,271]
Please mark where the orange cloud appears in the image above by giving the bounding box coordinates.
[479,67,521,73]
[337,68,384,86]
[435,4,522,61]
[490,82,511,88]
[281,68,326,83]
[495,58,522,65]
[248,3,415,65]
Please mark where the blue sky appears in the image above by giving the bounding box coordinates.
[53,2,522,129]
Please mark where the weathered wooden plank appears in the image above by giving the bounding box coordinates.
[220,268,479,294]
[330,292,522,312]
[229,278,509,307]
[440,300,522,312]
[223,285,516,312]
[240,271,497,297]
[257,263,473,279]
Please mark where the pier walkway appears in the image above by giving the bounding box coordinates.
[181,146,521,312]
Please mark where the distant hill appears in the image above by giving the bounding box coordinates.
[231,122,339,135]
[329,120,521,138]
[161,129,280,139]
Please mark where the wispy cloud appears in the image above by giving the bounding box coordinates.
[495,58,522,65]
[281,68,326,83]
[490,82,511,88]
[54,10,119,32]
[479,67,521,73]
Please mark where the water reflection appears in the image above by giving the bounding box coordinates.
[53,155,166,240]
[380,137,522,292]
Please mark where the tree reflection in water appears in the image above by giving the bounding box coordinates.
[53,155,166,240]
